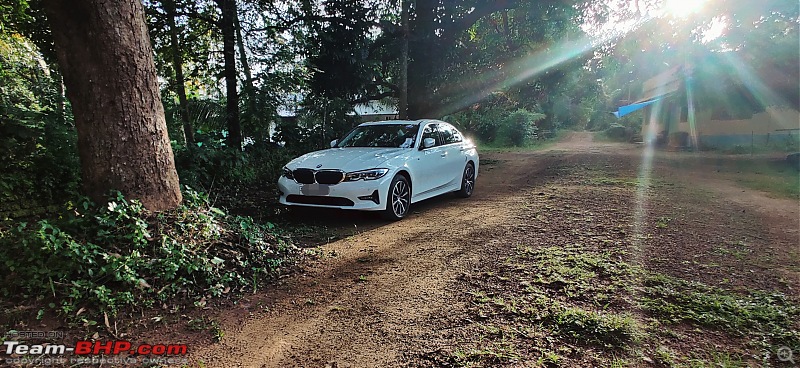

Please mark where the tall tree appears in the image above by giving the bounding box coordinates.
[163,0,194,145]
[398,0,409,119]
[234,10,256,117]
[215,0,241,149]
[42,0,182,211]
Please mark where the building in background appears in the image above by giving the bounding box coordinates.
[614,52,799,150]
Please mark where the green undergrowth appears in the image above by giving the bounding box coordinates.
[453,245,800,367]
[0,188,299,326]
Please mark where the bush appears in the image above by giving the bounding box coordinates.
[603,124,633,142]
[497,109,546,147]
[0,188,299,321]
[174,135,297,192]
[1,34,80,218]
[444,92,520,144]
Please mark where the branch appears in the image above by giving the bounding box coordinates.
[443,0,520,42]
[174,10,220,28]
[369,80,399,93]
[349,91,396,105]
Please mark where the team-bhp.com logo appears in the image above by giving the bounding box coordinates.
[3,340,188,365]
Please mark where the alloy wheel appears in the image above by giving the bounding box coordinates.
[391,180,410,217]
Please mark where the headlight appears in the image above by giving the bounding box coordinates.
[344,168,389,181]
[282,167,294,180]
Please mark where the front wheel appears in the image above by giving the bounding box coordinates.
[382,175,411,220]
[455,162,476,198]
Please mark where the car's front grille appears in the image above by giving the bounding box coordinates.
[315,170,344,184]
[291,169,344,185]
[293,169,316,184]
[286,195,354,207]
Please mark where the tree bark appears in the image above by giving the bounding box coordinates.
[42,0,182,211]
[217,0,242,149]
[407,0,436,119]
[398,0,409,119]
[234,9,262,139]
[165,0,194,146]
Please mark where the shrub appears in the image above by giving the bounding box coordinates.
[603,124,631,142]
[174,136,297,192]
[0,188,299,321]
[497,109,546,147]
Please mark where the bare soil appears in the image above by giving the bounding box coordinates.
[171,132,798,367]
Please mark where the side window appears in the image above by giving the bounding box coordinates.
[421,123,442,147]
[439,124,454,144]
[442,124,463,144]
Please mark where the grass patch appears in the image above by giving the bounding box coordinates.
[730,161,800,199]
[640,273,800,350]
[550,307,639,347]
[455,242,799,366]
[669,156,799,198]
[478,130,567,153]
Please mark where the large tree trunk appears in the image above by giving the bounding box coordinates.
[398,0,409,119]
[217,0,242,149]
[42,0,182,212]
[164,0,194,146]
[407,0,437,119]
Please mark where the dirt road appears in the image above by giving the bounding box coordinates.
[188,132,799,367]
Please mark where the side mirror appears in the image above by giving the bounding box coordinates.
[330,139,338,148]
[421,137,436,150]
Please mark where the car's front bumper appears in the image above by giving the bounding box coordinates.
[277,175,392,211]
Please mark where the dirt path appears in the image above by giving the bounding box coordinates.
[188,132,799,367]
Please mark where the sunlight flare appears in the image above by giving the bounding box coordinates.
[664,0,706,17]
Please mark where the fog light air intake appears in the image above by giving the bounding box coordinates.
[358,190,380,204]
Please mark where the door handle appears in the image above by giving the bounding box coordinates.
[441,152,447,157]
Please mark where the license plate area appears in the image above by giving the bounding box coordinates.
[301,183,330,196]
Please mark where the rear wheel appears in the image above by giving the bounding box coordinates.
[456,162,475,198]
[382,175,411,220]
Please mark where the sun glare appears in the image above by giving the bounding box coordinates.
[664,0,705,17]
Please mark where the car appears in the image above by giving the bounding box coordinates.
[277,119,479,220]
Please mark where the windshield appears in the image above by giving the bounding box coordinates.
[336,124,419,148]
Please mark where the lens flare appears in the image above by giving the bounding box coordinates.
[664,0,705,17]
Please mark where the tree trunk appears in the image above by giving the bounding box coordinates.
[407,0,437,119]
[234,9,261,139]
[398,0,409,119]
[406,0,520,119]
[42,0,182,212]
[165,0,194,146]
[217,0,242,149]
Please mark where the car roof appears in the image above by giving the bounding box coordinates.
[358,119,442,126]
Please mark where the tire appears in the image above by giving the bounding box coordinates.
[455,162,476,198]
[382,175,411,221]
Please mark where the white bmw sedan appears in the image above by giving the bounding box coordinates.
[278,119,479,220]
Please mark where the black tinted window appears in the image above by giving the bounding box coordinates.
[337,124,419,148]
[441,124,462,144]
[421,123,442,147]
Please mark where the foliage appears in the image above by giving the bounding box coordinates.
[0,188,299,320]
[445,92,519,144]
[446,100,547,147]
[0,33,79,218]
[497,109,545,147]
[641,274,800,349]
[174,134,297,192]
[603,124,633,142]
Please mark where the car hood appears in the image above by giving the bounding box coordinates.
[286,147,410,172]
